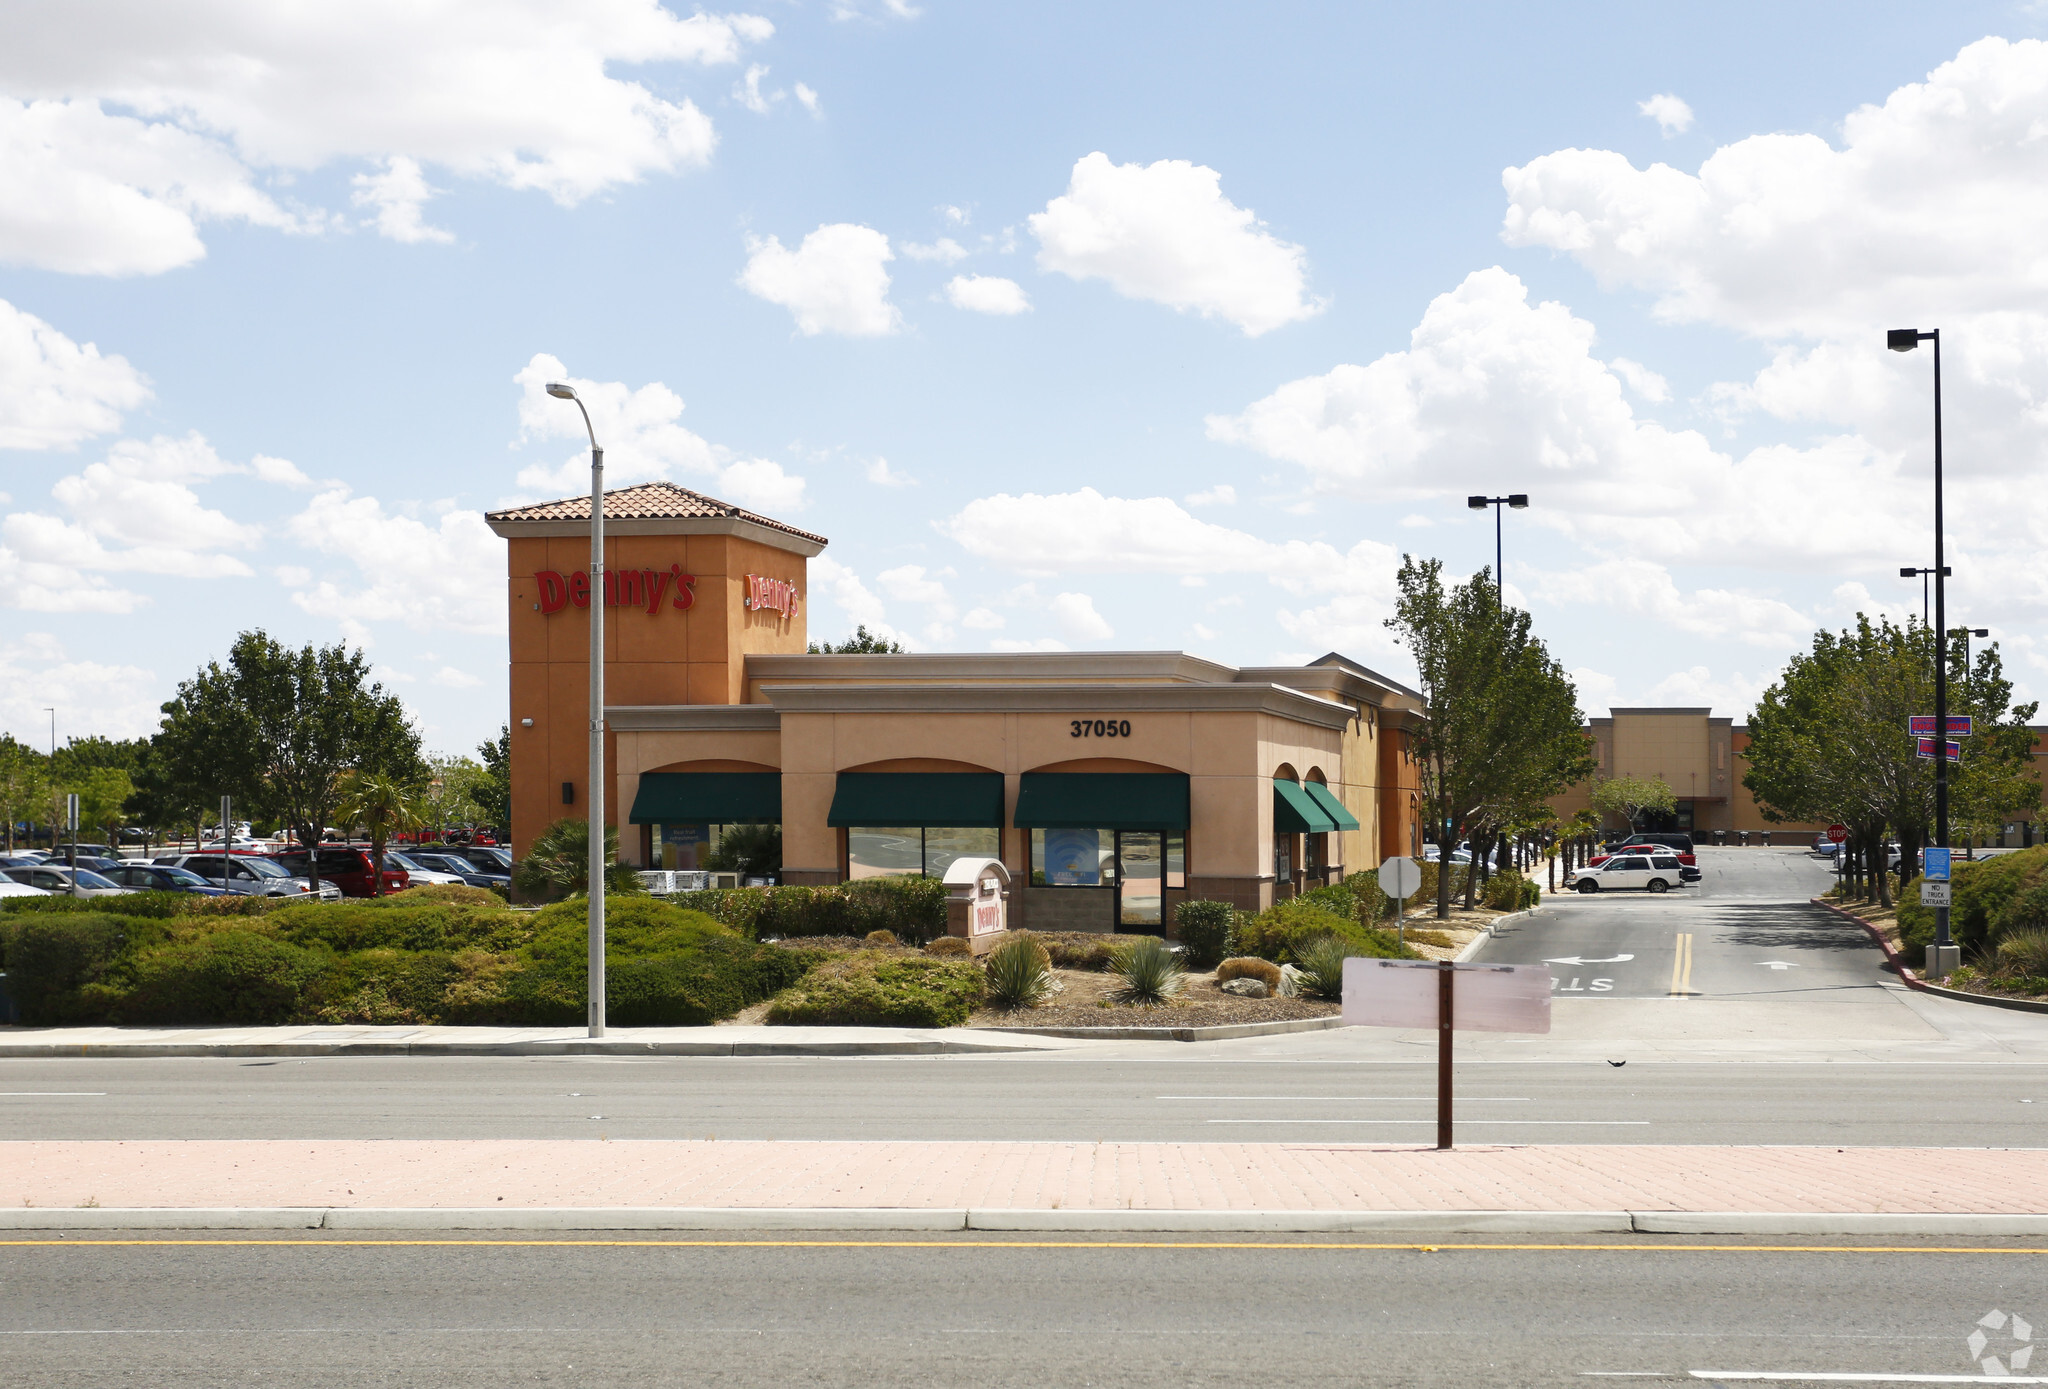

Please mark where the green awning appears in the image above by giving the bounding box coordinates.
[629,771,781,825]
[1013,772,1189,832]
[1273,778,1336,834]
[1303,780,1361,832]
[827,772,1005,828]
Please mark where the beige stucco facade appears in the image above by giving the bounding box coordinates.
[1550,707,1831,838]
[489,482,1427,930]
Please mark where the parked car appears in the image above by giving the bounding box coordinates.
[0,879,49,897]
[1591,840,1699,872]
[153,852,339,900]
[380,851,468,886]
[1810,833,1843,858]
[271,847,407,898]
[1420,845,1473,864]
[450,845,513,874]
[97,863,229,896]
[403,851,510,891]
[2,865,134,897]
[1567,853,1689,894]
[54,843,115,860]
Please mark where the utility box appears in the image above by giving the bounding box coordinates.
[942,857,1011,955]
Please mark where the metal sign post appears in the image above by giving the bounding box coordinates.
[1378,856,1421,946]
[65,793,80,898]
[1343,958,1552,1150]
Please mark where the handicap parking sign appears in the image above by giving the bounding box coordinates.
[1924,846,1952,882]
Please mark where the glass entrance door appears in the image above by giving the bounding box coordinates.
[1117,831,1162,928]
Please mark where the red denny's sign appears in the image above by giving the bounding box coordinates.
[535,564,696,615]
[744,573,799,619]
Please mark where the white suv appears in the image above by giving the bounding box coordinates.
[1569,853,1688,895]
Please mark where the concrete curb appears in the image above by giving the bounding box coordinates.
[1808,895,2048,1015]
[972,1016,1342,1042]
[4,1207,2044,1235]
[0,1038,1050,1060]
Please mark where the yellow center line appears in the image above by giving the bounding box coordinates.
[1669,932,1694,997]
[0,1239,2042,1254]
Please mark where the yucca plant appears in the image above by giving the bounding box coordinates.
[982,934,1054,1010]
[1108,936,1185,1005]
[1293,933,1359,1001]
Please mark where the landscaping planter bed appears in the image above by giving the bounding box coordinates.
[966,968,1338,1029]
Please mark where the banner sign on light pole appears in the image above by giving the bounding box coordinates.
[1915,737,1962,762]
[1909,714,1974,737]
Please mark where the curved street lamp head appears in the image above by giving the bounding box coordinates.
[545,382,578,400]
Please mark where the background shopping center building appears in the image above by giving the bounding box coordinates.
[487,482,1426,930]
[1550,707,2045,846]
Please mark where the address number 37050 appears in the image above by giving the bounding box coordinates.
[1070,718,1133,738]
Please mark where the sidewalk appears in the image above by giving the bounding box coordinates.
[3,1139,2045,1234]
[0,1023,1080,1058]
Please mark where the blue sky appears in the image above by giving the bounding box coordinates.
[5,1,2047,759]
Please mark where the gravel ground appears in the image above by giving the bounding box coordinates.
[966,967,1338,1028]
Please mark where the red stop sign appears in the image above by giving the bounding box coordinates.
[1827,824,1849,844]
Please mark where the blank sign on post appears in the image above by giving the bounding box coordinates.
[1340,958,1552,1034]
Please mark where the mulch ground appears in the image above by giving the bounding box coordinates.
[966,967,1338,1028]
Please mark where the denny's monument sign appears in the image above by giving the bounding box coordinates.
[486,481,827,856]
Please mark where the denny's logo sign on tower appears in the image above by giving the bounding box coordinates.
[531,566,801,621]
[535,565,696,615]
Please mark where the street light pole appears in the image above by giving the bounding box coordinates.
[1897,565,1949,629]
[1466,494,1530,614]
[1889,327,1953,974]
[546,381,607,1038]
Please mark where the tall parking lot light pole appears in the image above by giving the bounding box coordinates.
[545,381,607,1038]
[1466,494,1529,613]
[1888,327,1954,972]
[1898,564,1950,629]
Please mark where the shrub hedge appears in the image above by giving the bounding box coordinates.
[674,877,949,944]
[765,950,984,1028]
[1173,901,1233,968]
[0,892,812,1028]
[1228,899,1418,965]
[1897,847,2048,956]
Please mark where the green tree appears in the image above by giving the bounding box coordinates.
[1385,557,1594,917]
[807,624,904,654]
[511,817,645,901]
[147,630,426,888]
[76,767,134,846]
[0,738,48,853]
[423,754,490,838]
[126,738,212,849]
[1588,774,1678,832]
[334,771,425,897]
[474,726,511,832]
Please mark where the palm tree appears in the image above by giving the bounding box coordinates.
[511,817,646,901]
[335,771,425,897]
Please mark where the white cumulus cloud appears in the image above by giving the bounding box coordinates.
[284,488,503,636]
[1050,592,1113,642]
[1637,93,1694,135]
[0,298,151,448]
[1030,152,1322,336]
[350,156,452,244]
[739,223,901,337]
[944,273,1029,315]
[0,2,768,271]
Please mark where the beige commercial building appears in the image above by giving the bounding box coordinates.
[1551,707,1833,839]
[487,482,1428,931]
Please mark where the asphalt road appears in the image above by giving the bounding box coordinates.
[4,1232,2042,1387]
[1479,845,1875,999]
[4,849,2047,1146]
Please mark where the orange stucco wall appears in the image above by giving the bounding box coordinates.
[505,532,807,856]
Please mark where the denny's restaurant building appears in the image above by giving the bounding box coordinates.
[488,482,1424,928]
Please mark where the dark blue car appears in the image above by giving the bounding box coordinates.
[98,863,229,896]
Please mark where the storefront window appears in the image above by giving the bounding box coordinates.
[1031,828,1117,887]
[656,824,722,870]
[1166,834,1185,889]
[1120,831,1162,925]
[849,826,1000,879]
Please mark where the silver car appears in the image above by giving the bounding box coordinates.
[154,853,341,900]
[3,865,135,897]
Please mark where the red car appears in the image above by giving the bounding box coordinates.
[272,846,409,898]
[1590,841,1698,869]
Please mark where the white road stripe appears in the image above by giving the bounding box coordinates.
[1206,1119,1650,1126]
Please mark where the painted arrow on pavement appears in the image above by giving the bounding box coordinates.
[1756,960,1800,970]
[1543,954,1635,966]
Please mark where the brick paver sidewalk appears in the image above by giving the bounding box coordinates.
[4,1141,2043,1214]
